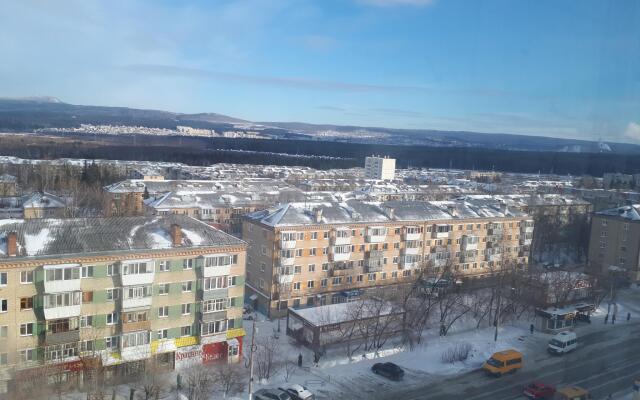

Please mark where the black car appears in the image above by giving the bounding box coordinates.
[371,362,405,381]
[254,388,292,400]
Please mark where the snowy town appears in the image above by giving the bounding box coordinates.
[0,155,638,400]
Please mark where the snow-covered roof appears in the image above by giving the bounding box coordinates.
[0,214,244,260]
[0,174,16,183]
[289,300,401,326]
[246,199,529,227]
[145,191,264,209]
[596,204,640,221]
[22,192,66,209]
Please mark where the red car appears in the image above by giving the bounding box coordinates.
[523,382,556,399]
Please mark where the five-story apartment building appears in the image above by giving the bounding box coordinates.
[243,200,533,317]
[0,215,246,394]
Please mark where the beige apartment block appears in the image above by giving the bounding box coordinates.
[243,200,533,317]
[587,205,640,281]
[0,215,246,395]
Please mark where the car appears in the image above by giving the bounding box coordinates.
[523,381,556,399]
[371,362,404,381]
[278,384,315,400]
[254,388,292,400]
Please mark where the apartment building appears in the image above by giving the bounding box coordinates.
[242,200,533,317]
[0,215,246,394]
[588,204,640,281]
[364,156,396,180]
[146,192,266,236]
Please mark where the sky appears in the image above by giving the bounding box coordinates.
[0,0,639,143]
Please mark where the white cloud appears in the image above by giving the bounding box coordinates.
[624,122,640,142]
[357,0,435,6]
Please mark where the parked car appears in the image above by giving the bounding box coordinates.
[523,381,555,399]
[371,362,404,381]
[556,386,591,400]
[254,388,292,400]
[279,384,315,400]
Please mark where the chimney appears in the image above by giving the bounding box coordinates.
[385,206,395,220]
[499,202,508,214]
[314,208,323,223]
[7,232,17,257]
[447,205,458,218]
[170,224,182,247]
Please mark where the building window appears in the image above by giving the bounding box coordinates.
[293,282,301,290]
[181,326,192,337]
[158,283,170,295]
[80,316,93,328]
[294,265,302,274]
[20,271,33,284]
[203,298,230,313]
[122,331,150,348]
[368,273,376,281]
[392,271,398,278]
[106,312,119,325]
[202,320,227,336]
[182,281,193,292]
[308,264,316,272]
[322,263,329,271]
[311,232,318,240]
[158,306,169,318]
[106,288,120,301]
[0,299,7,312]
[332,277,342,285]
[20,323,34,336]
[307,280,315,288]
[258,279,264,289]
[309,248,317,256]
[20,348,36,363]
[357,275,363,282]
[0,353,7,365]
[157,329,168,340]
[20,297,33,310]
[260,263,266,272]
[159,261,169,272]
[82,291,94,303]
[105,336,119,350]
[0,326,6,337]
[183,259,194,270]
[182,303,192,315]
[81,266,94,278]
[0,273,7,286]
[107,264,120,276]
[320,279,328,287]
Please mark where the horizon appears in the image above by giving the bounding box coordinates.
[1,0,639,143]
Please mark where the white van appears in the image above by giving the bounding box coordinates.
[548,331,578,355]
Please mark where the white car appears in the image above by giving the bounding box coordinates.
[279,384,315,400]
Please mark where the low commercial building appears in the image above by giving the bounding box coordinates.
[0,215,246,394]
[243,199,533,317]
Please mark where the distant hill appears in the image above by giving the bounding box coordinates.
[0,97,638,154]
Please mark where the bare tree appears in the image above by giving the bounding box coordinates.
[213,363,246,398]
[183,364,215,400]
[254,336,282,380]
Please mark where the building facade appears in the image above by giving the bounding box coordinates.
[364,156,396,180]
[242,200,533,317]
[0,215,246,395]
[587,204,640,282]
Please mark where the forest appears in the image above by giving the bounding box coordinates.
[0,133,639,175]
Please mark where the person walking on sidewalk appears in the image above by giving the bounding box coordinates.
[627,312,631,322]
[530,324,534,334]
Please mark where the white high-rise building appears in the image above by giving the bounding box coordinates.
[365,156,396,180]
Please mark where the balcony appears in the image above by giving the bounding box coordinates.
[202,310,227,323]
[202,287,229,301]
[43,264,81,293]
[43,292,82,320]
[460,255,476,263]
[204,264,231,278]
[461,236,479,251]
[486,253,502,262]
[120,260,155,286]
[402,246,420,256]
[403,227,422,241]
[122,320,151,333]
[45,329,80,346]
[431,258,448,268]
[121,345,151,362]
[329,249,351,262]
[520,238,532,246]
[122,296,152,311]
[365,227,387,243]
[280,239,297,250]
[400,256,420,269]
[277,274,294,284]
[331,229,352,246]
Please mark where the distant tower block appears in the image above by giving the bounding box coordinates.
[365,156,396,180]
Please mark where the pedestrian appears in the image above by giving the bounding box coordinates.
[298,353,303,367]
[604,314,609,324]
[612,314,616,325]
[627,312,631,322]
[530,324,534,334]
[313,351,319,367]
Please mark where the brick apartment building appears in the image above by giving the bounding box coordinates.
[0,215,246,394]
[242,200,533,317]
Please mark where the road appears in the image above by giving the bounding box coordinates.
[359,323,640,400]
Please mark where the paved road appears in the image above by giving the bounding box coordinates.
[359,323,640,400]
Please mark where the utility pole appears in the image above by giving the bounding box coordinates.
[248,317,257,400]
[494,288,501,342]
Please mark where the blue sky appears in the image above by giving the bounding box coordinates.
[0,0,639,142]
